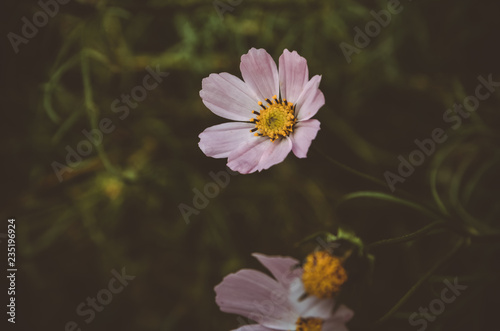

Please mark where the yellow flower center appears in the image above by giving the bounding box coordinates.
[302,251,348,298]
[249,95,297,142]
[294,317,323,331]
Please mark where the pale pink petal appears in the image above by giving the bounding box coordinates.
[228,138,291,174]
[321,304,354,331]
[215,270,297,329]
[278,49,309,104]
[321,321,349,331]
[288,278,335,320]
[233,325,277,331]
[252,253,302,289]
[256,138,293,172]
[240,48,279,102]
[200,73,259,121]
[199,122,255,158]
[227,138,273,174]
[290,119,321,158]
[294,75,325,121]
[331,304,354,323]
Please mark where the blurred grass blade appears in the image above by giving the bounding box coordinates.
[337,191,445,222]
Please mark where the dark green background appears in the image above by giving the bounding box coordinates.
[2,0,500,330]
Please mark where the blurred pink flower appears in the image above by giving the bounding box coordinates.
[214,253,354,331]
[199,48,324,174]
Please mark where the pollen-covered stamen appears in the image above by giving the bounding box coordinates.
[250,95,297,142]
[302,251,348,299]
[295,317,323,331]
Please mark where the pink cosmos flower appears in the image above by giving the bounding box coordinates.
[215,253,354,331]
[199,48,324,174]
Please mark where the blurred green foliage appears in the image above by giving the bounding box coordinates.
[2,0,500,330]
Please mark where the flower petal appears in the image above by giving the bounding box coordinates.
[321,304,354,330]
[200,72,259,121]
[227,138,273,174]
[233,325,277,331]
[294,75,325,121]
[240,48,279,102]
[252,253,302,288]
[278,49,309,104]
[290,119,321,158]
[215,269,297,329]
[331,304,354,323]
[199,122,255,158]
[288,278,335,320]
[256,138,293,172]
[321,321,349,331]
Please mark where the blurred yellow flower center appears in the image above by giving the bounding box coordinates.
[250,95,297,142]
[302,251,348,298]
[294,317,323,331]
